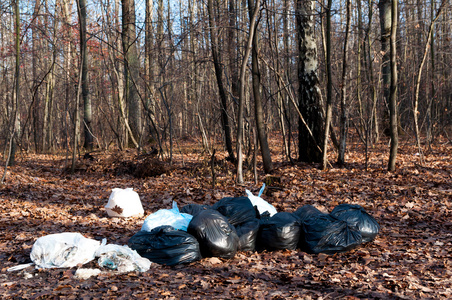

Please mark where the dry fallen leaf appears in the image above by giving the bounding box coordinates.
[0,139,451,299]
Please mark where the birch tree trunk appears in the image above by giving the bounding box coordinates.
[295,0,324,164]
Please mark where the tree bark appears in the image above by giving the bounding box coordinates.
[207,0,235,163]
[295,0,324,164]
[248,0,273,174]
[337,0,351,166]
[237,0,261,183]
[387,0,398,172]
[77,0,93,151]
[8,0,21,166]
[122,0,142,147]
[413,0,445,164]
[32,0,42,153]
[379,0,391,133]
[322,0,333,170]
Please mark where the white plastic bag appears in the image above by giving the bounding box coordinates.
[142,201,193,232]
[105,188,144,218]
[245,184,277,217]
[96,244,151,273]
[30,232,101,268]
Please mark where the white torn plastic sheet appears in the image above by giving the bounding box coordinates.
[95,244,151,273]
[245,184,277,217]
[105,188,144,218]
[141,201,193,232]
[30,232,102,268]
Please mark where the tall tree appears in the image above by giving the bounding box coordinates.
[322,0,333,169]
[32,0,43,153]
[248,0,273,173]
[228,0,239,101]
[413,0,446,164]
[144,0,155,133]
[78,0,93,150]
[295,0,324,163]
[337,0,351,166]
[379,0,391,132]
[387,0,398,171]
[207,0,235,163]
[237,0,261,183]
[8,0,21,166]
[122,0,142,146]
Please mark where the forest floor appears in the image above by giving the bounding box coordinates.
[0,136,451,299]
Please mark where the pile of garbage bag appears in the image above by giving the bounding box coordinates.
[127,185,380,265]
[14,185,379,272]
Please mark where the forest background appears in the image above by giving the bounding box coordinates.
[0,0,450,170]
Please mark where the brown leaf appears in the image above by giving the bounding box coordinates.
[110,205,123,214]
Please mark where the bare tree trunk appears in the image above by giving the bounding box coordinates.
[296,0,324,164]
[32,0,42,153]
[413,0,446,164]
[426,0,436,149]
[145,0,155,115]
[8,0,21,166]
[237,0,261,183]
[365,0,379,150]
[72,0,85,173]
[122,0,141,147]
[62,0,73,155]
[379,0,391,133]
[337,0,351,166]
[248,0,273,174]
[322,0,333,170]
[388,0,398,172]
[76,0,92,152]
[207,0,235,162]
[228,0,239,101]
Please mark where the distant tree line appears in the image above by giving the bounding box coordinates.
[0,0,450,176]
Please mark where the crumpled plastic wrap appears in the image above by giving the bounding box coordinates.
[30,232,101,268]
[96,244,152,273]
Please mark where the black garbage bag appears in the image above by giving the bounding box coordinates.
[180,203,211,217]
[212,196,258,226]
[330,204,380,243]
[235,219,260,252]
[187,210,239,259]
[257,212,301,251]
[128,226,202,266]
[293,205,326,222]
[300,214,362,254]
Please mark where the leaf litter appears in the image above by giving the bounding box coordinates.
[0,138,451,299]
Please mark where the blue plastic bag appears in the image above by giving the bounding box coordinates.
[142,202,193,232]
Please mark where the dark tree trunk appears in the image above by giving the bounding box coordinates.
[122,0,142,146]
[207,0,235,163]
[388,0,398,171]
[79,0,93,151]
[248,0,273,173]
